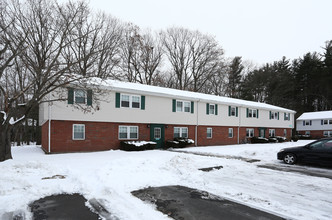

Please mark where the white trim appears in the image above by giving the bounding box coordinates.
[228,128,233,138]
[207,127,212,138]
[73,124,85,140]
[120,93,141,109]
[246,128,254,137]
[176,100,191,113]
[174,127,188,138]
[118,125,139,140]
[74,89,86,104]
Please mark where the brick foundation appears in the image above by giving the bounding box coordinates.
[298,130,331,139]
[41,120,293,153]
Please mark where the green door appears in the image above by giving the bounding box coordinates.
[259,127,266,138]
[150,124,165,148]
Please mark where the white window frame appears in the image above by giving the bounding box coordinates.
[323,131,332,137]
[285,113,290,121]
[271,111,278,120]
[72,124,85,140]
[207,128,212,138]
[248,108,257,118]
[269,129,275,137]
[176,100,191,113]
[209,104,215,115]
[120,94,141,109]
[74,89,86,104]
[246,128,254,137]
[118,126,139,140]
[230,106,236,116]
[228,128,233,138]
[174,127,188,138]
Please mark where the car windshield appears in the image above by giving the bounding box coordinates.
[309,139,332,148]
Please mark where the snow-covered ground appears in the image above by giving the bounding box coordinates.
[1,140,331,220]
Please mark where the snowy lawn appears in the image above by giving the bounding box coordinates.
[1,140,331,220]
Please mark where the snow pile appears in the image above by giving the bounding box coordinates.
[0,141,331,220]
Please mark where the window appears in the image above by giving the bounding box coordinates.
[176,100,191,112]
[330,120,332,125]
[247,108,258,118]
[246,128,254,137]
[209,104,215,115]
[231,107,236,116]
[284,129,287,137]
[284,113,290,121]
[121,94,140,108]
[73,124,85,140]
[207,128,212,138]
[323,131,332,137]
[270,111,279,120]
[154,128,161,139]
[174,127,188,138]
[269,129,275,137]
[75,90,86,104]
[228,128,233,138]
[119,126,138,139]
[304,120,312,126]
[305,131,310,136]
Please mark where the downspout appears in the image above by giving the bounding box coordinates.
[48,97,52,153]
[237,106,241,144]
[195,100,200,146]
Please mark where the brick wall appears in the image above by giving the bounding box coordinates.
[41,120,294,153]
[298,130,327,139]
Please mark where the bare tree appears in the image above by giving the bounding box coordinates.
[120,24,163,84]
[0,0,98,162]
[161,27,193,90]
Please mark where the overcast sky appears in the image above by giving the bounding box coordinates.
[87,0,332,65]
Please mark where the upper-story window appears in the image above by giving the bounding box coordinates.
[303,120,312,126]
[284,113,290,121]
[247,108,258,118]
[68,88,92,106]
[270,111,279,120]
[176,100,191,112]
[229,106,238,117]
[116,93,145,110]
[121,94,140,108]
[173,99,193,113]
[322,119,332,125]
[206,103,218,115]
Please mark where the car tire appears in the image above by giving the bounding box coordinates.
[283,153,296,165]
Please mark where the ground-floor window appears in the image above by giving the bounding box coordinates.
[174,127,188,138]
[246,128,254,137]
[305,131,310,136]
[228,128,233,138]
[323,131,332,137]
[269,129,275,137]
[73,124,85,140]
[207,128,212,138]
[119,126,138,139]
[284,129,287,137]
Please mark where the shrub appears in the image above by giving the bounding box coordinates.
[120,141,157,151]
[165,138,195,148]
[250,136,269,143]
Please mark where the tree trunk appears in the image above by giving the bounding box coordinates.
[0,125,13,162]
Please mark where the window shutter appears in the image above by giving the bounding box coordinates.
[172,99,176,112]
[68,88,74,104]
[246,108,249,118]
[141,95,145,110]
[228,106,231,116]
[87,90,92,106]
[269,111,272,120]
[206,103,209,115]
[284,113,286,120]
[215,104,218,115]
[288,113,290,121]
[236,107,238,117]
[321,120,323,125]
[303,121,305,126]
[257,109,259,118]
[277,112,279,120]
[191,101,194,114]
[115,93,120,108]
[310,120,312,125]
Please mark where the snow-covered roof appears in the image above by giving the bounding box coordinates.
[297,111,332,120]
[87,78,295,113]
